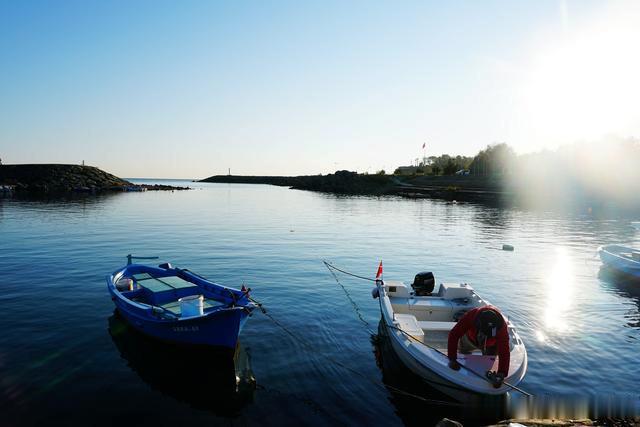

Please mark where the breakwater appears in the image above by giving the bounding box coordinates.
[0,164,190,194]
[201,170,397,195]
[201,171,506,202]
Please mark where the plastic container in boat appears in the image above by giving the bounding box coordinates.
[179,295,204,317]
[116,278,133,291]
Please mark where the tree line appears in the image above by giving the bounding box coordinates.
[393,138,640,193]
[393,143,515,176]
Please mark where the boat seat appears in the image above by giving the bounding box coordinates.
[393,314,424,343]
[133,274,200,305]
[417,321,458,332]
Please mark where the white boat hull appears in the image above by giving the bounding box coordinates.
[376,279,527,398]
[598,245,640,277]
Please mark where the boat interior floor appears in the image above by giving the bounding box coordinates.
[119,272,227,314]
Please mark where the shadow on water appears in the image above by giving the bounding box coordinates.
[598,267,640,328]
[107,311,256,417]
[372,319,508,427]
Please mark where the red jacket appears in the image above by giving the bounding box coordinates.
[447,305,510,376]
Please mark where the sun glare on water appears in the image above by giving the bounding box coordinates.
[542,247,574,335]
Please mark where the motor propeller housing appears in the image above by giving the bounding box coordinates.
[412,271,435,296]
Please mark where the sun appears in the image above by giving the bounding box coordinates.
[520,2,640,146]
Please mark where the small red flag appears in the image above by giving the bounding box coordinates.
[375,261,383,279]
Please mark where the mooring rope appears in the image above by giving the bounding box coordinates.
[323,260,377,282]
[323,260,375,335]
[248,294,462,407]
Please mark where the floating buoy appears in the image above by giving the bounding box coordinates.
[502,244,514,251]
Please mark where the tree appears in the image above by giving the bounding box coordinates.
[443,158,458,175]
[469,143,515,176]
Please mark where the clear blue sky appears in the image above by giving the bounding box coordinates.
[1,1,638,178]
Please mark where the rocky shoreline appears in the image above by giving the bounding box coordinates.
[200,171,506,202]
[0,164,190,195]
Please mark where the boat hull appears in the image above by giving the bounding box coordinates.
[107,263,254,350]
[114,299,248,349]
[599,245,640,277]
[385,321,485,401]
[376,281,527,398]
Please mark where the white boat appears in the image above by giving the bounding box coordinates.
[598,244,640,277]
[373,272,527,398]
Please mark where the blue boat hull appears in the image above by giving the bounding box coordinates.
[107,263,255,349]
[114,299,249,349]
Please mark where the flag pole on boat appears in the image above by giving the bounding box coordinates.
[375,260,383,281]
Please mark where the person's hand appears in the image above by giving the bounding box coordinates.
[486,371,504,388]
[448,359,461,371]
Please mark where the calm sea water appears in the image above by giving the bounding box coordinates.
[1,181,639,426]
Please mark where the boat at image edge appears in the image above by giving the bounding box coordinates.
[598,244,640,278]
[374,273,527,397]
[107,261,255,349]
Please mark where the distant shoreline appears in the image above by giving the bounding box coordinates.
[200,171,507,203]
[0,164,191,195]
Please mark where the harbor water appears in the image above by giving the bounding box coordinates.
[1,181,639,426]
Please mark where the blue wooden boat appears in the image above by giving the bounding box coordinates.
[598,244,640,277]
[107,259,255,349]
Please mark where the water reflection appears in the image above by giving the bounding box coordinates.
[471,206,514,235]
[108,312,255,416]
[597,267,640,328]
[372,320,507,427]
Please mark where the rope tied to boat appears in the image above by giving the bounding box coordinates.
[323,260,377,282]
[245,273,464,407]
[181,263,464,406]
[323,260,376,335]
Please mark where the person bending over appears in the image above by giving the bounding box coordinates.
[447,306,510,388]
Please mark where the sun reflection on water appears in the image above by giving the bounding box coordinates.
[542,248,574,334]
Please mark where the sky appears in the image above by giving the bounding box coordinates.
[1,0,639,178]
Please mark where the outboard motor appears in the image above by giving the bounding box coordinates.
[412,271,435,296]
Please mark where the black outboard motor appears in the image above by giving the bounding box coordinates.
[412,271,435,296]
